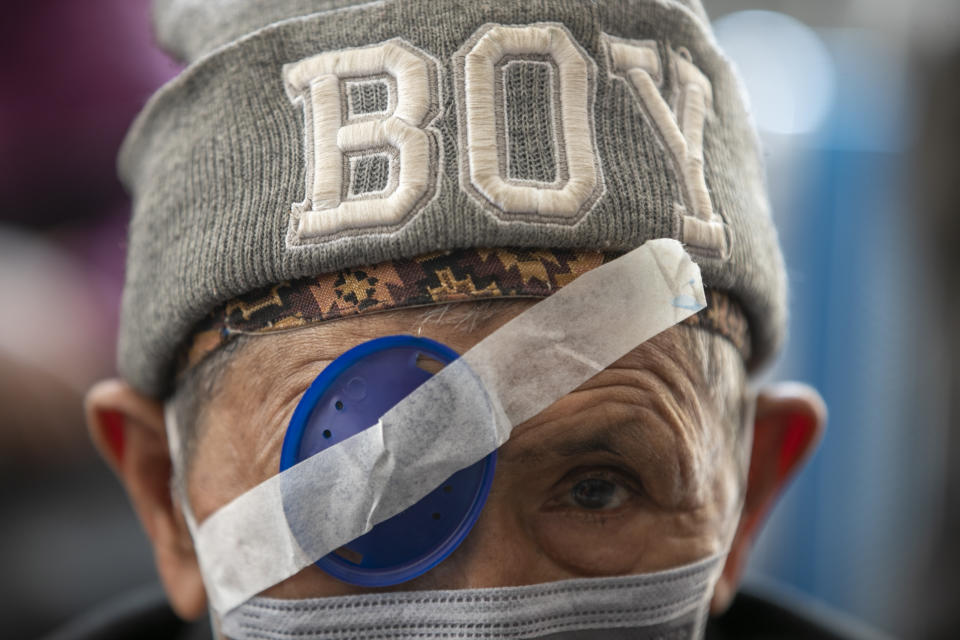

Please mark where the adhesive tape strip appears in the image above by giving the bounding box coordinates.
[189,238,707,614]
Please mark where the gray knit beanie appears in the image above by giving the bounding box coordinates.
[118,0,785,398]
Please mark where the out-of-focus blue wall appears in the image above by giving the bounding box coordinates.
[714,11,949,637]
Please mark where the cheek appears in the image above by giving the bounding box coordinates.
[531,509,654,575]
[531,507,724,576]
[709,458,744,544]
[263,564,371,599]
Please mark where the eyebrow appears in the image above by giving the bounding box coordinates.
[551,431,626,460]
[506,422,649,468]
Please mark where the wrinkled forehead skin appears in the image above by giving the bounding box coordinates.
[184,303,743,599]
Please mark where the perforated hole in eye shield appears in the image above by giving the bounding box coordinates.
[279,335,497,587]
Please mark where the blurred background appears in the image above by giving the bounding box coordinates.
[1,1,957,638]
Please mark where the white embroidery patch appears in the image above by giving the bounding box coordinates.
[283,39,441,243]
[280,28,730,250]
[605,35,730,258]
[454,23,605,223]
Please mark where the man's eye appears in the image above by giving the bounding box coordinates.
[568,477,629,510]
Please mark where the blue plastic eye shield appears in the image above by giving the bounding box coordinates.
[279,335,497,587]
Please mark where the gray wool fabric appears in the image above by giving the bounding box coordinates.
[119,0,786,398]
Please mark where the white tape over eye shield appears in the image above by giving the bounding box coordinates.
[170,238,707,615]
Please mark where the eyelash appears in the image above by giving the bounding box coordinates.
[549,466,646,514]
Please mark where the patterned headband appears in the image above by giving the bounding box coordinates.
[179,247,751,376]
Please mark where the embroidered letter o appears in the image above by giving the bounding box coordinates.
[283,40,441,241]
[454,23,605,222]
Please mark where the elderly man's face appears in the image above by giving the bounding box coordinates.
[186,302,742,598]
[85,301,824,621]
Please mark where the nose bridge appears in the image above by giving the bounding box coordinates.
[459,498,535,588]
[404,487,538,590]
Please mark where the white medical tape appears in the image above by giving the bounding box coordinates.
[188,238,706,614]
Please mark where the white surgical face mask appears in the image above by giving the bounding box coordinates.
[219,552,725,640]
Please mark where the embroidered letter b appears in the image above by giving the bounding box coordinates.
[283,40,441,241]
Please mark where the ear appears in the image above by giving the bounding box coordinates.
[85,379,207,620]
[710,382,826,613]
